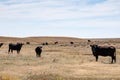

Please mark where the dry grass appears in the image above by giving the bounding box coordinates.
[0,37,120,80]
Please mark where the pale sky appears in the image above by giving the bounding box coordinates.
[0,0,120,38]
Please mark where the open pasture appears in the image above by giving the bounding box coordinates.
[0,37,120,80]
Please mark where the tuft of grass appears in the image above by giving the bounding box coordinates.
[26,74,65,80]
[0,73,20,80]
[25,73,120,80]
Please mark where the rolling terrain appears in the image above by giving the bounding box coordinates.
[0,36,120,80]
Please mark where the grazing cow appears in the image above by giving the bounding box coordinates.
[54,41,58,45]
[90,44,116,63]
[88,40,91,42]
[45,42,48,45]
[70,42,74,44]
[8,43,23,54]
[0,43,3,48]
[35,46,42,57]
[26,42,30,45]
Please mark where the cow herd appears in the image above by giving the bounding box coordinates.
[0,42,117,63]
[0,42,43,57]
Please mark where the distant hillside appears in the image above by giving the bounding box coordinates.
[0,36,120,44]
[0,36,83,43]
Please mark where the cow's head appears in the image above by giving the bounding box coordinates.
[90,44,97,48]
[0,43,3,48]
[39,46,42,48]
[90,44,98,55]
[17,43,24,47]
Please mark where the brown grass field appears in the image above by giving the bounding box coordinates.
[0,36,120,80]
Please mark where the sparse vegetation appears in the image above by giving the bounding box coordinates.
[0,73,20,80]
[0,37,120,80]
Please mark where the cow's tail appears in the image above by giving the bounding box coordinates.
[114,48,116,63]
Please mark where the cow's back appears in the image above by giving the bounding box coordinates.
[8,43,23,53]
[96,46,115,56]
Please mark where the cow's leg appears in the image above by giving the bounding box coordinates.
[8,49,10,54]
[37,53,41,57]
[111,55,116,63]
[38,53,41,57]
[36,53,40,57]
[11,50,13,53]
[111,56,114,63]
[114,51,116,63]
[114,56,116,63]
[17,50,20,54]
[39,53,41,57]
[96,56,98,61]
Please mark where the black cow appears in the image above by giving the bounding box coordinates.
[54,41,58,45]
[90,44,116,63]
[26,42,30,45]
[70,42,74,44]
[8,43,23,54]
[35,46,42,57]
[0,43,3,48]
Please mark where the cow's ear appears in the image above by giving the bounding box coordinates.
[94,45,98,48]
[39,46,42,48]
[90,45,92,47]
